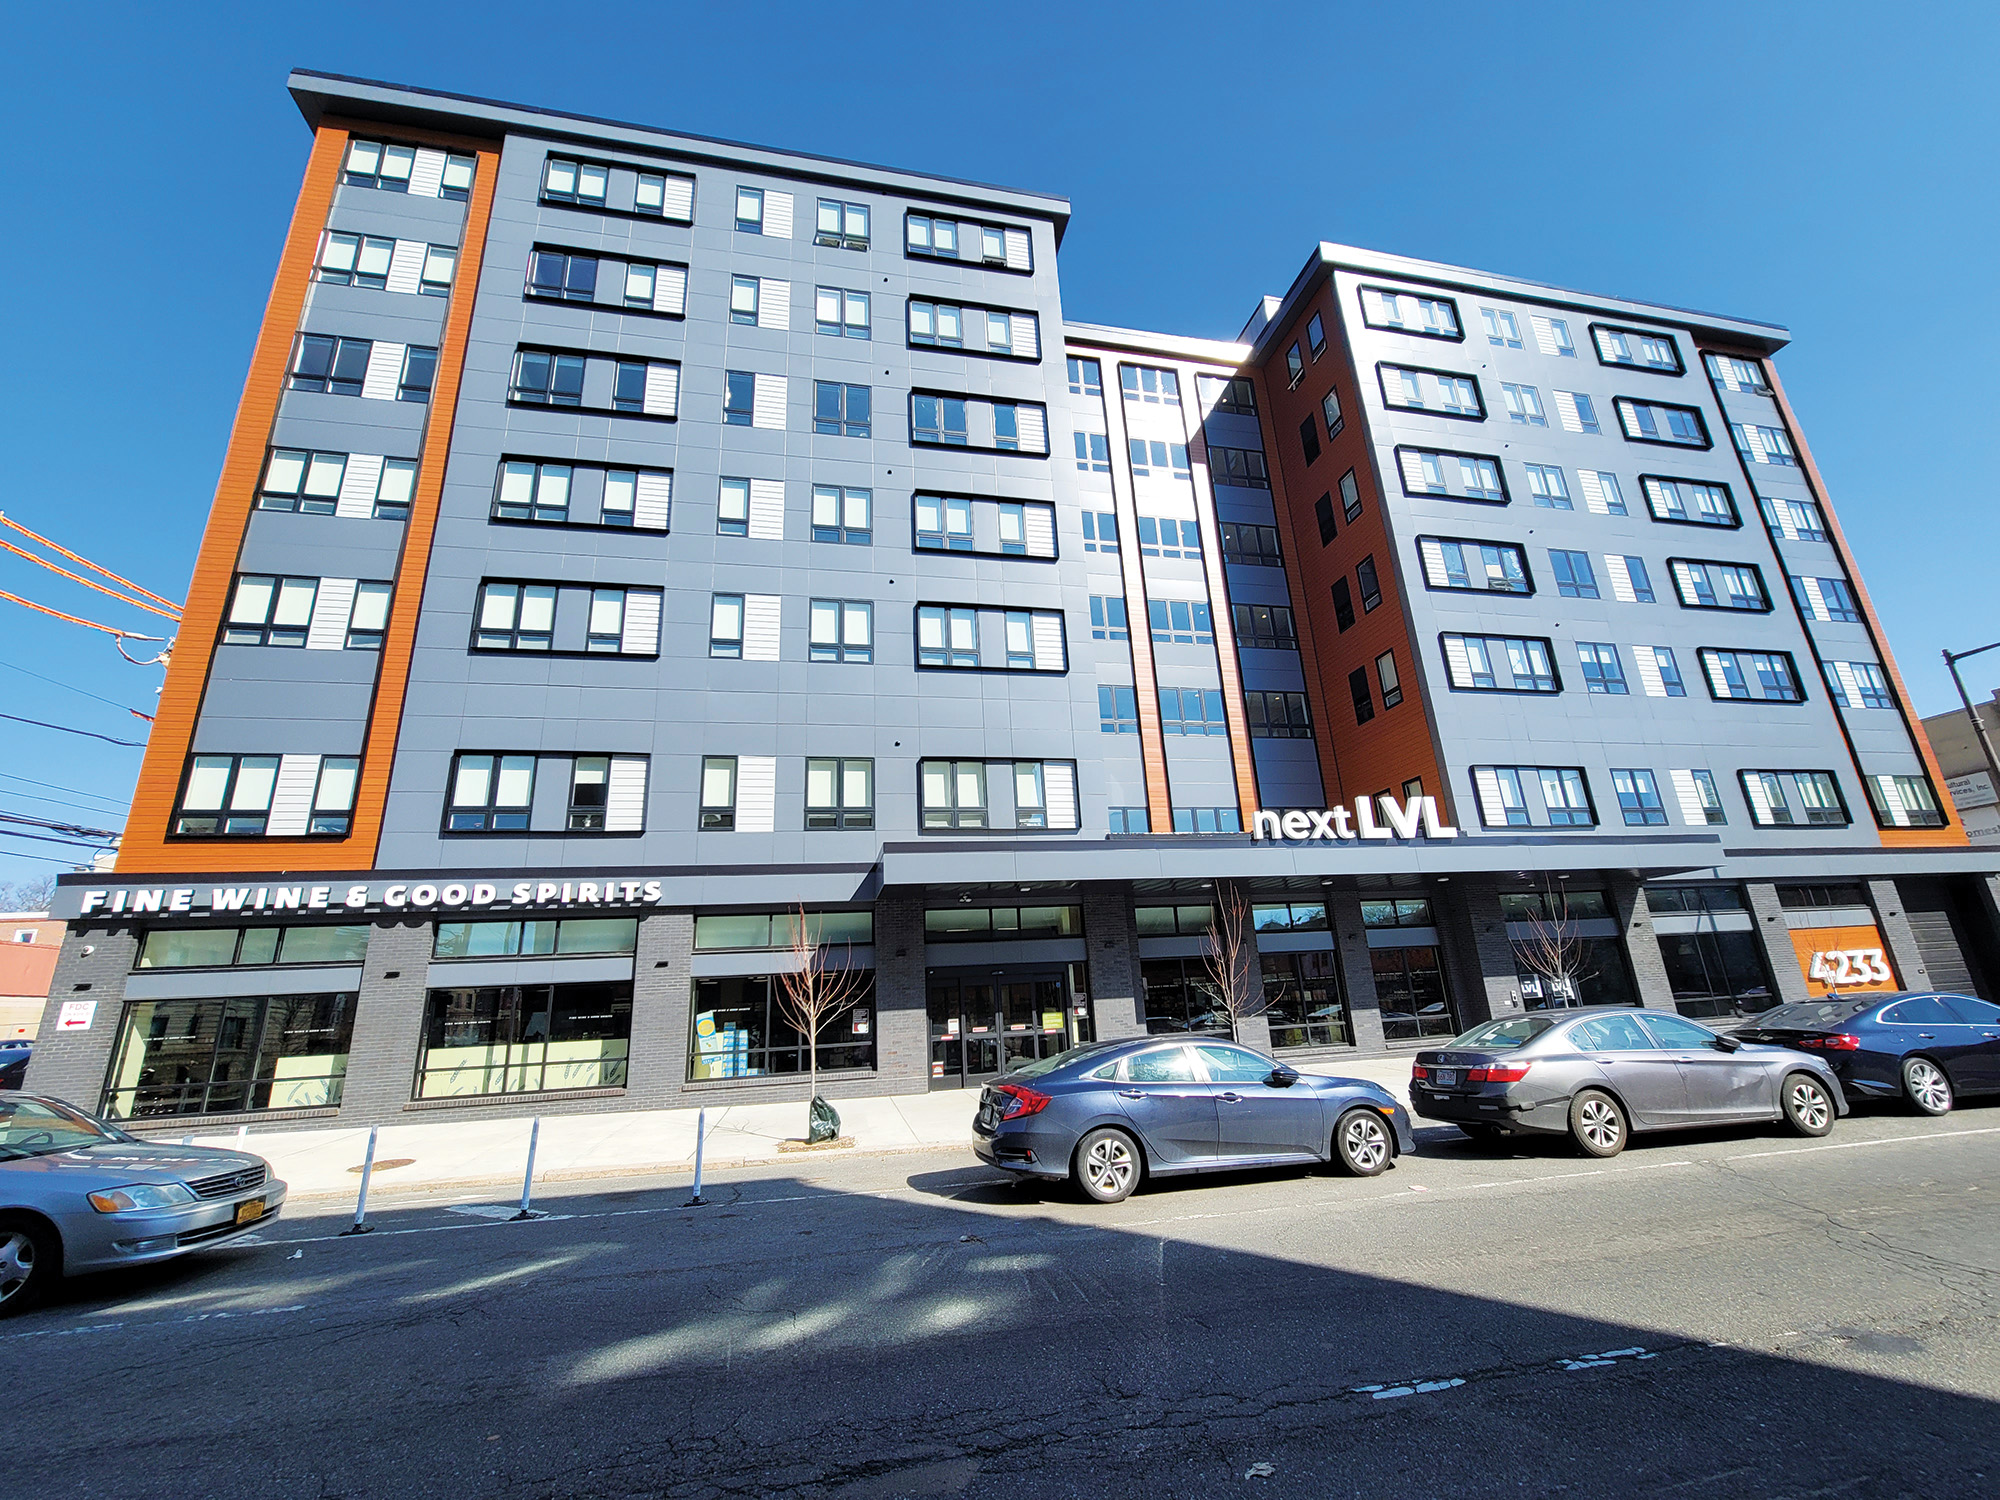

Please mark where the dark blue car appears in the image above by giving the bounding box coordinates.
[0,1044,28,1092]
[971,1035,1415,1203]
[1734,991,2000,1116]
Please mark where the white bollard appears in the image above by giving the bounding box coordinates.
[236,1125,248,1143]
[340,1125,378,1236]
[512,1117,542,1220]
[685,1107,709,1207]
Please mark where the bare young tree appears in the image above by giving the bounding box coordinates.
[1512,877,1599,1008]
[774,904,870,1142]
[1203,886,1268,1041]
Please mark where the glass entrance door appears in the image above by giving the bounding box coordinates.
[929,970,1089,1088]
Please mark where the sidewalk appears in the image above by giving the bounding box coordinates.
[165,1056,1420,1202]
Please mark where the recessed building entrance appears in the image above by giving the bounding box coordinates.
[926,966,1091,1089]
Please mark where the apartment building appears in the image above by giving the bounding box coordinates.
[28,72,2000,1128]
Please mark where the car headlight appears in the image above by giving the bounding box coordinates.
[88,1182,199,1213]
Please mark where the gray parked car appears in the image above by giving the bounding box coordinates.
[973,1036,1416,1203]
[1409,1008,1848,1157]
[1,1093,285,1314]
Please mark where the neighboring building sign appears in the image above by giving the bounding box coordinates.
[1946,771,1996,809]
[1252,796,1459,842]
[1788,926,1899,997]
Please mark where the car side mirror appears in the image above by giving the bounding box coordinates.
[1713,1035,1743,1053]
[1267,1065,1299,1088]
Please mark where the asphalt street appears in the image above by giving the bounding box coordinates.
[10,1101,2000,1499]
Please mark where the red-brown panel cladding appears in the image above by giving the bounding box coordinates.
[118,120,501,873]
[1253,279,1443,809]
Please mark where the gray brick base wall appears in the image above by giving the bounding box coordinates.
[625,909,694,1110]
[872,892,929,1095]
[1082,882,1144,1039]
[333,919,436,1121]
[1865,878,1934,992]
[23,925,139,1109]
[1610,878,1678,1010]
[1744,883,1813,1006]
[1325,891,1387,1054]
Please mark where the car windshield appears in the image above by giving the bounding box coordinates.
[0,1097,128,1160]
[1009,1040,1126,1080]
[1747,998,1876,1030]
[1448,1016,1558,1050]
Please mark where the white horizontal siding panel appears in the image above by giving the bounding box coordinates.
[1671,560,1699,601]
[408,148,447,199]
[633,471,672,531]
[1023,505,1056,557]
[752,373,786,430]
[1668,770,1707,825]
[335,453,384,519]
[735,756,777,833]
[762,191,794,239]
[1552,390,1585,433]
[1015,405,1048,454]
[1632,645,1667,697]
[741,594,782,661]
[1399,450,1428,491]
[304,578,357,651]
[1576,470,1609,513]
[1529,315,1563,356]
[1044,762,1078,830]
[1003,227,1031,270]
[604,757,649,833]
[1473,768,1509,828]
[1603,554,1636,603]
[384,239,428,295]
[360,342,404,401]
[1744,774,1775,825]
[1873,775,1912,827]
[1013,314,1040,361]
[758,278,791,331]
[1419,539,1448,586]
[265,755,322,838]
[654,264,688,315]
[1799,576,1830,620]
[747,479,785,540]
[1031,612,1066,672]
[643,362,680,417]
[620,590,662,655]
[1763,495,1798,541]
[1593,327,1622,361]
[1832,661,1863,708]
[1704,653,1736,697]
[1442,635,1473,687]
[658,175,695,222]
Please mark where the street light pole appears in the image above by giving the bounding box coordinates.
[1942,642,2000,791]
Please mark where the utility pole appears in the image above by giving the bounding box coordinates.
[1942,642,2000,791]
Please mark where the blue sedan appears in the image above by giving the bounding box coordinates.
[1734,991,2000,1116]
[972,1036,1415,1203]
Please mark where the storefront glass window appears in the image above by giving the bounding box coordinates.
[1498,889,1611,922]
[1252,902,1330,933]
[691,911,875,951]
[923,906,1082,941]
[1361,898,1434,928]
[1372,947,1455,1039]
[1645,884,1746,914]
[416,982,631,1097]
[1514,938,1637,1009]
[136,925,371,969]
[103,993,356,1118]
[688,975,876,1079]
[1134,905,1214,937]
[1139,957,1224,1034]
[432,919,638,959]
[1656,931,1774,1019]
[1263,951,1350,1048]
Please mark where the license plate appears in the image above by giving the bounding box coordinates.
[234,1198,265,1225]
[1434,1069,1457,1087]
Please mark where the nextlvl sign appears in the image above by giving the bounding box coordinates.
[1252,796,1459,842]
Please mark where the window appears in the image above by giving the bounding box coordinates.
[1099,685,1139,734]
[416,246,456,297]
[689,973,874,1081]
[810,485,871,544]
[511,349,585,408]
[917,605,979,667]
[1349,667,1375,725]
[1642,476,1737,528]
[1158,688,1229,736]
[1310,390,1344,448]
[699,757,738,830]
[1614,556,1656,603]
[1147,599,1214,645]
[1285,344,1304,386]
[735,186,764,232]
[722,370,758,427]
[1298,416,1321,465]
[1127,439,1191,479]
[1221,523,1282,566]
[1418,537,1531,594]
[808,599,872,663]
[727,275,761,325]
[1705,354,1771,394]
[1089,596,1129,640]
[1525,464,1571,508]
[1671,558,1770,611]
[473,583,557,650]
[1682,769,1727,825]
[1647,646,1688,696]
[1119,366,1182,408]
[1577,642,1628,695]
[528,249,599,303]
[907,214,961,258]
[1394,448,1506,504]
[920,761,988,828]
[1501,384,1547,426]
[345,138,416,191]
[540,157,608,205]
[1073,431,1111,472]
[1867,774,1946,829]
[420,980,632,1098]
[999,501,1030,554]
[1231,603,1296,650]
[1760,495,1827,542]
[632,172,690,219]
[1376,650,1403,708]
[1108,807,1149,834]
[289,334,372,396]
[1245,691,1312,739]
[1825,660,1894,710]
[715,477,755,537]
[914,493,971,551]
[1540,768,1596,826]
[1356,556,1382,611]
[1135,905,1216,937]
[910,393,971,445]
[1732,423,1798,467]
[344,583,391,650]
[1002,613,1038,669]
[1068,357,1103,396]
[1314,493,1338,545]
[1381,364,1485,418]
[1137,517,1203,559]
[1331,578,1355,631]
[817,382,871,437]
[224,576,317,647]
[1361,287,1462,338]
[1530,316,1576,357]
[1791,575,1861,623]
[136,924,371,971]
[1442,634,1559,693]
[1552,391,1601,435]
[709,594,745,658]
[909,299,962,347]
[317,232,394,288]
[172,755,272,836]
[1700,649,1804,703]
[1550,550,1599,599]
[815,199,870,248]
[103,992,358,1119]
[815,286,870,339]
[1593,325,1683,373]
[1170,807,1243,834]
[1740,770,1848,828]
[699,908,869,956]
[1483,307,1522,348]
[446,754,535,831]
[1209,447,1270,487]
[1199,375,1255,415]
[1297,311,1325,360]
[493,464,578,529]
[1605,769,1667,826]
[1082,511,1119,553]
[806,758,874,829]
[259,448,359,516]
[1617,399,1709,447]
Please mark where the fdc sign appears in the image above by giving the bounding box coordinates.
[1252,796,1459,842]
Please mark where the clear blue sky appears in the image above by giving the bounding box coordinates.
[3,0,1996,892]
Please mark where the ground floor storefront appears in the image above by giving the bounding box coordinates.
[29,840,2000,1130]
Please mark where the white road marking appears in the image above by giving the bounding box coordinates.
[1723,1125,2000,1163]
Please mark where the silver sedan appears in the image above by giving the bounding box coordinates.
[1,1092,286,1314]
[1409,1007,1848,1157]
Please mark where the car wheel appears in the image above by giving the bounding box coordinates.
[0,1213,59,1317]
[1902,1057,1953,1117]
[1569,1089,1626,1159]
[1333,1108,1393,1177]
[1073,1127,1141,1204]
[1782,1073,1836,1137]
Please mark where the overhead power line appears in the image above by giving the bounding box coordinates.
[0,711,147,748]
[0,514,183,613]
[0,588,169,641]
[0,536,181,621]
[0,827,116,850]
[0,660,153,717]
[0,810,123,840]
[0,771,130,809]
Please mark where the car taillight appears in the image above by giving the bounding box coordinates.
[1468,1063,1531,1083]
[1410,1064,1429,1081]
[1820,1033,1861,1051]
[995,1084,1051,1119]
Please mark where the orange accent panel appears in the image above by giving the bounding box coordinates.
[1760,363,1967,850]
[1787,925,1899,996]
